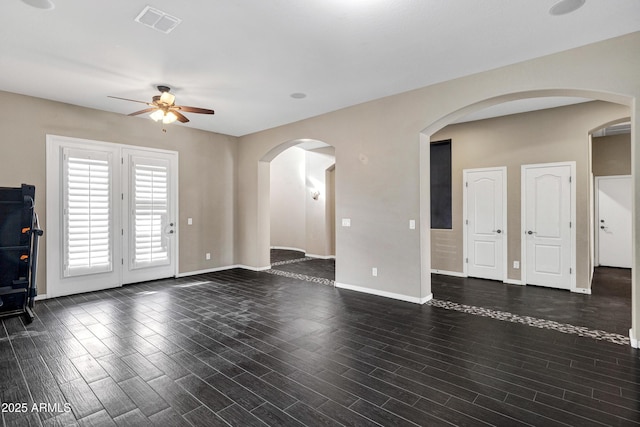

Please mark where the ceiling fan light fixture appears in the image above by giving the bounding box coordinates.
[149,110,164,122]
[163,111,178,124]
[160,91,175,106]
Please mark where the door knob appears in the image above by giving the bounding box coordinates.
[527,230,535,235]
[493,229,502,234]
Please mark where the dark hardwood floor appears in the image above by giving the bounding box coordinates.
[0,251,637,426]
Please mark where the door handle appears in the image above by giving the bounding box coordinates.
[527,230,536,235]
[493,229,502,234]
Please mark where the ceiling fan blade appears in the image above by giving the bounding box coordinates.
[128,107,158,116]
[175,105,215,115]
[108,95,153,105]
[172,110,190,123]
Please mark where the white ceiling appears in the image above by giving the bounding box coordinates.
[1,0,639,136]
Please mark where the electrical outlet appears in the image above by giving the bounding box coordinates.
[513,261,520,269]
[206,253,211,260]
[372,267,378,277]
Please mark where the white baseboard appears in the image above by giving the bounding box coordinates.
[630,329,638,348]
[270,246,305,253]
[335,282,430,304]
[236,264,271,272]
[431,269,466,278]
[504,279,523,286]
[305,253,336,260]
[572,287,592,295]
[35,293,48,301]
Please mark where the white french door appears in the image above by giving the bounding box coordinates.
[46,136,178,298]
[122,149,177,284]
[522,162,575,290]
[464,167,506,281]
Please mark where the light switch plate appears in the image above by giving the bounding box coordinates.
[342,218,351,227]
[187,218,193,225]
[409,220,416,229]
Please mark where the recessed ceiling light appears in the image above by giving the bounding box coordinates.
[549,0,585,16]
[21,0,55,10]
[290,93,307,99]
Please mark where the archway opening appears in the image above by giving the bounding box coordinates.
[419,90,635,343]
[261,139,337,282]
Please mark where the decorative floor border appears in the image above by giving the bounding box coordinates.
[428,299,630,346]
[264,268,335,287]
[270,257,314,267]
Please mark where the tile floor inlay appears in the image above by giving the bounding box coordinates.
[264,267,335,287]
[428,299,630,345]
[270,257,314,266]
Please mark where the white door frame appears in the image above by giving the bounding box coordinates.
[594,175,632,268]
[46,135,179,298]
[521,161,576,292]
[463,166,508,282]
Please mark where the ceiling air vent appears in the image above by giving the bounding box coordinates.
[135,6,181,34]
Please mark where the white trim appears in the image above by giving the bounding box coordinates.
[431,269,466,278]
[34,294,48,301]
[521,161,576,291]
[237,264,272,272]
[504,279,523,286]
[572,287,592,295]
[335,282,429,304]
[630,329,638,348]
[305,253,336,259]
[270,246,305,252]
[462,166,508,282]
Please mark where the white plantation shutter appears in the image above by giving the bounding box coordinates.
[131,158,170,269]
[63,149,112,277]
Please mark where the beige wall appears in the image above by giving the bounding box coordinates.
[430,101,629,286]
[305,147,336,257]
[592,134,631,176]
[0,90,237,295]
[270,147,306,251]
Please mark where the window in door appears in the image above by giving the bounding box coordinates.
[62,148,113,277]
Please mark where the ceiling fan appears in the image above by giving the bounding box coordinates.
[109,85,215,126]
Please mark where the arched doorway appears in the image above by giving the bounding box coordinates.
[260,139,336,278]
[419,89,636,344]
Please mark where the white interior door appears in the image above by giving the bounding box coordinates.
[122,149,177,285]
[464,167,506,281]
[522,163,574,290]
[596,175,632,268]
